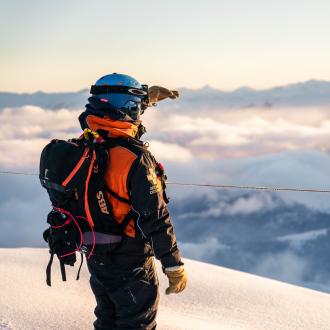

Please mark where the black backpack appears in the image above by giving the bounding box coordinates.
[39,130,134,285]
[40,136,122,234]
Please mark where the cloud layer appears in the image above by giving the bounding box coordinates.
[2,105,330,170]
[171,191,330,292]
[1,103,329,293]
[144,107,330,159]
[2,105,330,211]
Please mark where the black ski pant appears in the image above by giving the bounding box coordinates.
[87,254,159,330]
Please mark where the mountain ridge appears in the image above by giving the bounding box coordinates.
[0,79,329,110]
[179,79,330,93]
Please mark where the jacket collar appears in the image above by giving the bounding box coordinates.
[84,114,139,139]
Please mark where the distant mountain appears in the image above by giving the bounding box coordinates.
[0,89,89,110]
[179,80,330,109]
[0,80,329,110]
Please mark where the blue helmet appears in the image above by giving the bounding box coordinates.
[90,73,149,120]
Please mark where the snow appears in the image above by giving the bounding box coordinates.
[0,248,329,330]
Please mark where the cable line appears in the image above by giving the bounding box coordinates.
[1,170,330,194]
[166,182,330,194]
[0,170,38,176]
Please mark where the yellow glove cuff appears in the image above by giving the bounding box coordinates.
[165,267,187,295]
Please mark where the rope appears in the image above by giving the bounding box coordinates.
[0,171,38,176]
[166,182,330,194]
[0,170,329,194]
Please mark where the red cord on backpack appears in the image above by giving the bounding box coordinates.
[51,219,71,229]
[52,207,95,259]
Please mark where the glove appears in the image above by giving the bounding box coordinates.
[148,86,179,106]
[164,266,187,295]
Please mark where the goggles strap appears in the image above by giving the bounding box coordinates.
[90,85,148,98]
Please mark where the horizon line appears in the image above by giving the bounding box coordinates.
[0,78,329,95]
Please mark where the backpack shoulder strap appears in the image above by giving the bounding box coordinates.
[103,137,147,153]
[104,185,131,205]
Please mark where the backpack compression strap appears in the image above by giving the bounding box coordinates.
[46,251,66,286]
[40,179,76,197]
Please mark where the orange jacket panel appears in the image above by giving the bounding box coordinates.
[104,146,137,237]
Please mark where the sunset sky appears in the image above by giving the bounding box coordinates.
[1,0,329,92]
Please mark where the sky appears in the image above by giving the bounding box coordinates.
[1,0,329,92]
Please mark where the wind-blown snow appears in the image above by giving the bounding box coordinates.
[0,248,329,330]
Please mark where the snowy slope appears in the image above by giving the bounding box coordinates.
[0,248,329,330]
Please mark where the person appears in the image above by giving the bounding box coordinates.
[78,73,187,330]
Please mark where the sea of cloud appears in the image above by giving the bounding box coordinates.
[0,104,329,291]
[1,104,330,165]
[2,104,330,209]
[144,106,330,158]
